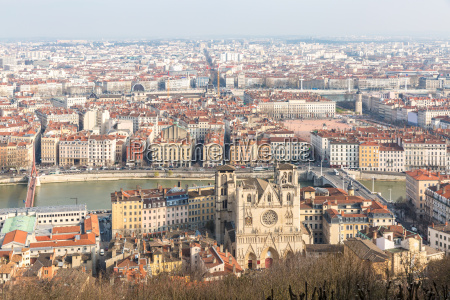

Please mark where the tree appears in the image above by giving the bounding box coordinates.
[154,171,160,178]
[167,170,173,177]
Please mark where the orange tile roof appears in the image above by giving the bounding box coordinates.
[52,226,81,234]
[84,214,100,236]
[2,230,28,246]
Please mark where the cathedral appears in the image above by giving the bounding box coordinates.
[215,164,310,270]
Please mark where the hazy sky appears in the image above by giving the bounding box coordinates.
[2,0,450,40]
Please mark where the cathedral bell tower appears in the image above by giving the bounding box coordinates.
[215,165,236,244]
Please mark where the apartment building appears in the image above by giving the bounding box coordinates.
[150,124,192,167]
[418,107,450,128]
[88,135,116,167]
[59,133,89,166]
[126,137,147,166]
[187,186,215,230]
[401,138,446,171]
[202,130,225,167]
[51,96,86,108]
[0,141,33,169]
[328,141,359,169]
[150,140,192,168]
[359,142,379,171]
[114,110,158,133]
[258,99,335,119]
[41,135,60,166]
[190,244,243,280]
[142,189,166,234]
[35,108,79,129]
[269,137,308,163]
[378,144,404,172]
[186,118,225,142]
[111,188,143,235]
[425,183,450,224]
[428,223,450,255]
[79,109,110,133]
[102,80,132,93]
[165,187,189,231]
[323,201,394,244]
[40,122,78,166]
[300,186,394,245]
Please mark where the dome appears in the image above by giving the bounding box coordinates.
[132,83,145,92]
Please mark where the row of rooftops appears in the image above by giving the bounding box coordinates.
[314,126,447,146]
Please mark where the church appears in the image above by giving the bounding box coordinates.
[215,164,311,269]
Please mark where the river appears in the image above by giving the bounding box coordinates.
[0,179,315,210]
[359,180,406,203]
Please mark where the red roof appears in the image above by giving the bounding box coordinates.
[2,230,28,246]
[84,214,100,236]
[52,226,81,234]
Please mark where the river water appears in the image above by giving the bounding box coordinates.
[0,179,315,210]
[359,180,406,203]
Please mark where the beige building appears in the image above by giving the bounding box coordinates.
[257,99,335,119]
[300,184,395,245]
[111,188,143,235]
[59,132,89,167]
[187,186,215,230]
[88,135,116,167]
[428,223,450,255]
[0,141,33,169]
[425,183,450,224]
[405,169,450,220]
[151,124,192,167]
[229,138,258,166]
[150,141,192,168]
[41,135,60,165]
[217,164,310,270]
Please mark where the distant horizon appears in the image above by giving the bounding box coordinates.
[1,0,450,40]
[1,34,450,43]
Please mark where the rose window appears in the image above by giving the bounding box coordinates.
[261,210,278,226]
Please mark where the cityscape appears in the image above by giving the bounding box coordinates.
[0,1,450,299]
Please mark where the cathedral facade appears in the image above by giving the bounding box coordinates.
[215,164,310,270]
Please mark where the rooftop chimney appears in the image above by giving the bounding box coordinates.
[373,231,377,244]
